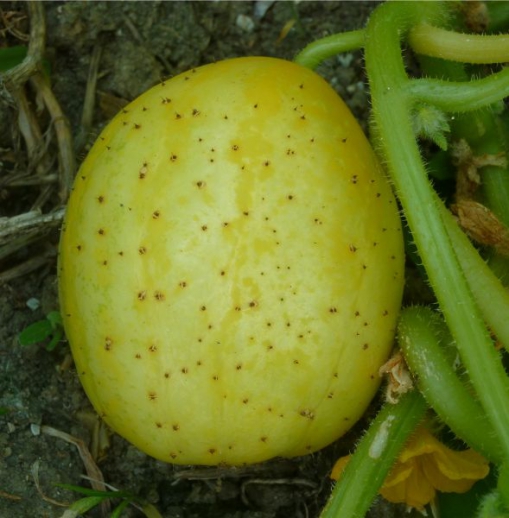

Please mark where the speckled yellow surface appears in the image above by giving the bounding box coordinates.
[58,57,404,465]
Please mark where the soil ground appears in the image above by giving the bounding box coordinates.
[0,2,420,517]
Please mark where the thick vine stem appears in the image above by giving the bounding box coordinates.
[398,306,503,464]
[293,29,365,70]
[409,23,509,64]
[320,391,427,518]
[438,196,509,350]
[406,67,509,113]
[364,1,509,464]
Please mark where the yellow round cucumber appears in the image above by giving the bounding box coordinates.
[58,57,404,466]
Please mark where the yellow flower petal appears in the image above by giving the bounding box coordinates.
[380,463,436,511]
[330,454,351,480]
[330,425,490,512]
[398,427,441,462]
[382,426,489,509]
[425,445,489,492]
[381,458,416,488]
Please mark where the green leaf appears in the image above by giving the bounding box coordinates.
[140,502,164,518]
[46,330,63,352]
[47,311,63,329]
[412,102,451,150]
[18,319,53,346]
[0,45,27,73]
[55,483,133,499]
[19,312,64,350]
[66,495,105,514]
[111,499,130,518]
[476,491,509,518]
[0,45,51,76]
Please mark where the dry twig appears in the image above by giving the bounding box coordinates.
[37,424,111,515]
[0,1,75,279]
[0,2,44,92]
[74,43,102,155]
[30,73,75,201]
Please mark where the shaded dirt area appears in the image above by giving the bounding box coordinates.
[0,2,418,517]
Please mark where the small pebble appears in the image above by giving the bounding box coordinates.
[337,53,354,68]
[26,298,40,311]
[236,14,255,33]
[254,1,275,19]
